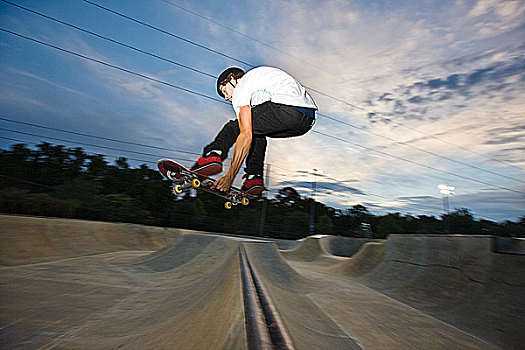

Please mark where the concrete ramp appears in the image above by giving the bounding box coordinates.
[131,234,225,272]
[319,236,381,257]
[1,216,522,349]
[281,236,387,277]
[52,238,246,349]
[325,241,387,277]
[0,215,182,266]
[355,235,525,349]
[0,217,247,349]
[280,236,345,266]
[249,239,501,350]
[243,242,362,349]
[287,234,524,349]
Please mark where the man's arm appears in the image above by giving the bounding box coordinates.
[213,105,252,191]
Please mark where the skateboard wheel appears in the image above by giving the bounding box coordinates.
[224,201,232,210]
[191,178,201,189]
[173,184,183,195]
[241,197,250,206]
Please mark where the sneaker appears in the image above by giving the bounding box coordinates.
[241,174,264,195]
[191,151,222,176]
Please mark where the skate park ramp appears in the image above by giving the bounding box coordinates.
[280,234,343,265]
[320,235,383,257]
[0,215,183,266]
[286,234,525,349]
[280,235,382,268]
[0,215,249,349]
[1,214,523,349]
[358,235,524,349]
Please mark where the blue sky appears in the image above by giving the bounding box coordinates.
[1,0,524,222]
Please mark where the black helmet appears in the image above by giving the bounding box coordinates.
[217,67,244,97]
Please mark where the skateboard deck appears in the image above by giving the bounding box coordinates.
[157,159,254,209]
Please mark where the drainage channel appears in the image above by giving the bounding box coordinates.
[239,243,294,350]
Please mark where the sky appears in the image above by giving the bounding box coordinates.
[0,0,524,222]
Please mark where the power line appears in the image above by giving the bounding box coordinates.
[0,135,505,222]
[0,127,193,163]
[0,126,451,217]
[82,0,254,68]
[0,117,199,156]
[0,0,216,80]
[4,2,521,183]
[317,112,524,184]
[159,0,336,77]
[0,116,234,167]
[0,28,226,105]
[1,122,442,214]
[81,0,522,170]
[317,99,524,171]
[2,27,522,197]
[313,130,524,195]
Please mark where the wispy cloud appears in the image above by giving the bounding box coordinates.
[4,66,93,99]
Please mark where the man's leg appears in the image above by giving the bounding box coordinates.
[202,119,239,159]
[241,102,315,194]
[192,119,239,175]
[201,102,313,164]
[244,136,267,175]
[251,102,315,139]
[241,136,267,195]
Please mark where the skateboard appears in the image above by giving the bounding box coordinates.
[157,159,254,209]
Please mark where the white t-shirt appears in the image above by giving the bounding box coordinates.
[231,66,317,116]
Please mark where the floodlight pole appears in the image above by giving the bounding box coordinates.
[437,184,455,233]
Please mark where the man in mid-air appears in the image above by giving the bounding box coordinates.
[192,66,317,195]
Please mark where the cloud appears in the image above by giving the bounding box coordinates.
[276,180,365,196]
[45,31,233,153]
[0,91,50,109]
[374,54,525,123]
[483,125,525,147]
[451,187,525,222]
[243,0,525,219]
[468,0,525,36]
[2,0,523,221]
[492,147,525,163]
[369,188,525,222]
[4,66,93,99]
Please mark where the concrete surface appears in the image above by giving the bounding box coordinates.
[288,234,524,349]
[1,215,523,349]
[320,236,382,258]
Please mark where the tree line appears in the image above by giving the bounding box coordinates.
[1,143,523,239]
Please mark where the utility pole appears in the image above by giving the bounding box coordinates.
[259,164,271,237]
[309,168,323,235]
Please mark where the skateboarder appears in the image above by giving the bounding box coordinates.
[191,66,317,195]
